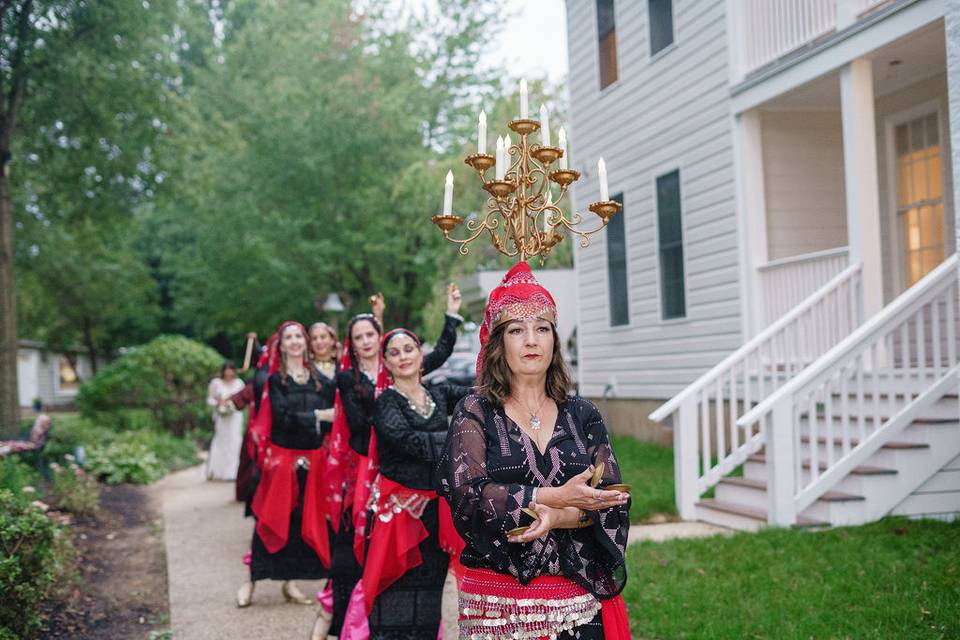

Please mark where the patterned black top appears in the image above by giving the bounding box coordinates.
[337,313,462,456]
[373,385,472,490]
[267,372,328,451]
[438,394,629,598]
[311,366,337,435]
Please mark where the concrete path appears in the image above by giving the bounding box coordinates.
[157,466,325,640]
[157,465,728,639]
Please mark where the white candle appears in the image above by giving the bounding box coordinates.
[495,136,504,180]
[558,127,568,170]
[442,170,454,215]
[598,158,609,201]
[478,110,487,155]
[540,104,551,147]
[520,79,528,119]
[543,192,554,232]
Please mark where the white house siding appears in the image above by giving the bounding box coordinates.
[566,0,741,400]
[761,110,848,261]
[874,72,956,301]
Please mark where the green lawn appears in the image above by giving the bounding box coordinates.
[610,435,677,523]
[622,517,960,639]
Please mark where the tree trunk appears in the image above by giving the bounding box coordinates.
[81,315,99,375]
[0,156,19,435]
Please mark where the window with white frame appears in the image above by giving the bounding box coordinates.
[656,169,685,319]
[596,0,618,89]
[606,193,629,326]
[648,0,674,56]
[894,113,944,287]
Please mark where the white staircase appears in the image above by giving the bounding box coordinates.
[651,255,960,531]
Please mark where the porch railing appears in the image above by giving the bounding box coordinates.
[738,254,959,525]
[737,0,837,76]
[758,247,850,328]
[650,262,862,519]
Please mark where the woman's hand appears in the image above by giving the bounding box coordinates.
[370,293,386,324]
[446,283,462,315]
[538,467,628,511]
[508,503,580,543]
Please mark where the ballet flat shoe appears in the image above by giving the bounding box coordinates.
[310,607,333,640]
[236,581,254,608]
[282,580,314,605]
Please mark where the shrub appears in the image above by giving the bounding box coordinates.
[77,335,223,437]
[0,490,63,638]
[0,458,41,506]
[43,413,116,462]
[113,428,199,472]
[85,441,166,485]
[49,459,100,515]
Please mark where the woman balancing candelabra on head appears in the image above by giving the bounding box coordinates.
[438,262,633,640]
[314,285,463,640]
[236,321,336,609]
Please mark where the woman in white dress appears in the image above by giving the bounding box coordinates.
[207,360,247,481]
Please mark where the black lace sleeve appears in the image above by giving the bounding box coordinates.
[438,395,536,575]
[373,391,445,461]
[559,398,629,598]
[440,384,474,416]
[422,314,462,375]
[336,369,374,454]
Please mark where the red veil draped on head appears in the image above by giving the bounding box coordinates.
[249,321,332,566]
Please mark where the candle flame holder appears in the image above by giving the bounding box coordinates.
[431,117,621,264]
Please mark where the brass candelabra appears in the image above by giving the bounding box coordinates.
[431,118,621,264]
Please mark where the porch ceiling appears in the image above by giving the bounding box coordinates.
[761,20,945,112]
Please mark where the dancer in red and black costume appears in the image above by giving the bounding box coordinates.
[359,327,470,639]
[318,286,463,639]
[237,321,336,608]
[438,263,633,640]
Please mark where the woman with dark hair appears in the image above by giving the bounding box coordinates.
[206,360,246,481]
[237,321,335,608]
[316,286,463,639]
[356,328,470,639]
[438,263,632,640]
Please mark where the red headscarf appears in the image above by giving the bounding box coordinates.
[477,261,558,376]
[249,321,310,457]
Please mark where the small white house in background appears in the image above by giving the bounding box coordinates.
[17,341,96,409]
[566,0,960,528]
[461,268,579,366]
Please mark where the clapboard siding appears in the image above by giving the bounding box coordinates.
[892,454,960,520]
[566,0,741,404]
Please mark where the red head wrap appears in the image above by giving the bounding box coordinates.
[477,261,558,377]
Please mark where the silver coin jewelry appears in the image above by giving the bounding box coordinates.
[391,384,436,419]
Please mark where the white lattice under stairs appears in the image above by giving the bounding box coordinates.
[651,255,960,531]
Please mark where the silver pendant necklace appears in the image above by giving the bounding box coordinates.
[391,384,436,419]
[516,395,549,430]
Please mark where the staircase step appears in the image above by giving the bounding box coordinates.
[747,454,897,475]
[696,499,827,527]
[717,477,865,502]
[799,435,929,450]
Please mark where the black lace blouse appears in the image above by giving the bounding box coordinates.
[373,385,472,490]
[337,313,462,456]
[267,372,329,451]
[438,394,629,599]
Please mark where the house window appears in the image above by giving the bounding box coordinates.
[58,356,80,393]
[895,113,944,286]
[657,170,686,319]
[648,0,674,56]
[606,193,629,326]
[597,0,618,89]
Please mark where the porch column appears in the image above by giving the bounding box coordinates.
[733,109,768,339]
[840,58,884,319]
[946,2,960,260]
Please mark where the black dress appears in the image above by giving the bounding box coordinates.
[438,394,630,639]
[328,313,462,635]
[366,384,472,639]
[249,372,332,582]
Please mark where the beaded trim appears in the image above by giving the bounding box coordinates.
[459,588,600,640]
[367,477,430,523]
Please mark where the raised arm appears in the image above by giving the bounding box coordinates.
[422,314,462,375]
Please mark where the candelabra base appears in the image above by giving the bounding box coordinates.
[431,214,463,232]
[484,179,517,198]
[549,169,581,187]
[465,153,495,174]
[508,118,540,136]
[531,145,563,166]
[589,200,622,223]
